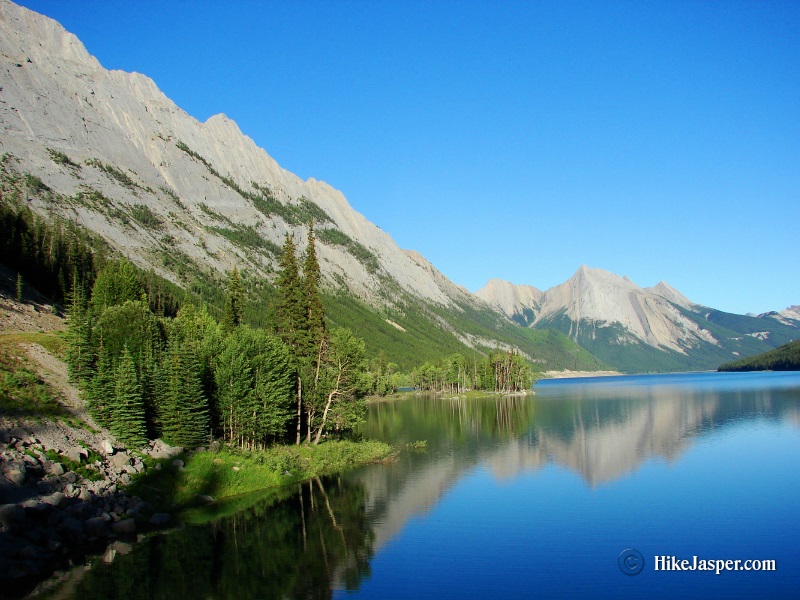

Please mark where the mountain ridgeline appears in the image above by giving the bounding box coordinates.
[1,0,797,374]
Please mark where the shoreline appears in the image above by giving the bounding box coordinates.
[540,370,623,379]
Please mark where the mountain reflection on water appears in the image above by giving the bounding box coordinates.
[42,372,800,599]
[351,372,800,554]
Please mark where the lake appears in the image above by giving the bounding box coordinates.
[40,371,800,599]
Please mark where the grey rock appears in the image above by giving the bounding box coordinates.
[21,453,39,466]
[111,518,136,535]
[0,504,26,526]
[59,516,83,536]
[171,459,184,470]
[83,516,108,538]
[63,471,77,484]
[99,439,115,455]
[48,462,65,476]
[41,492,65,507]
[149,512,171,527]
[66,446,88,464]
[197,494,214,505]
[110,452,132,471]
[2,462,26,486]
[151,439,183,460]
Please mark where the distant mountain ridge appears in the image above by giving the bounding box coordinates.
[477,266,800,372]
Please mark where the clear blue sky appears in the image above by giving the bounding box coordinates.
[16,1,800,315]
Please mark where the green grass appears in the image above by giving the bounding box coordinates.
[45,448,104,481]
[126,439,392,512]
[0,343,69,419]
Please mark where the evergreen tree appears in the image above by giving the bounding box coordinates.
[86,346,114,429]
[160,340,210,448]
[274,233,306,443]
[111,346,148,448]
[299,221,330,442]
[65,270,93,384]
[221,266,244,335]
[274,234,305,350]
[90,258,144,314]
[302,222,326,347]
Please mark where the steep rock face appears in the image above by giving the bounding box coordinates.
[536,266,714,354]
[479,266,714,354]
[474,279,543,326]
[0,0,453,307]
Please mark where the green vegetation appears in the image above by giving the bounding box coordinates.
[130,204,163,230]
[176,141,331,225]
[85,158,151,194]
[64,224,373,453]
[128,440,390,510]
[0,333,74,422]
[45,448,104,482]
[719,340,800,372]
[317,227,380,273]
[47,148,82,170]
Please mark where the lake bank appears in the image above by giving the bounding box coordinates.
[540,369,622,379]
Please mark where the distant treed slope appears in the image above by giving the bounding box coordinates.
[718,340,800,372]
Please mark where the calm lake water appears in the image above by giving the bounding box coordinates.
[42,371,800,599]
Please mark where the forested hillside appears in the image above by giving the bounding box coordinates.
[718,340,800,372]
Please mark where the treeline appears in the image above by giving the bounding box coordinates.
[718,340,800,372]
[66,224,370,450]
[0,191,101,305]
[409,350,532,394]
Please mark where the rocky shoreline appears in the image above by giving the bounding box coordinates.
[0,420,182,595]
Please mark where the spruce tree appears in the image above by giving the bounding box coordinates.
[161,340,210,448]
[300,221,329,442]
[302,222,326,345]
[65,270,93,385]
[274,234,304,350]
[111,346,148,448]
[221,266,244,335]
[87,346,114,429]
[275,233,307,443]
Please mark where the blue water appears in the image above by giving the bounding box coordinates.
[45,371,800,599]
[337,371,800,599]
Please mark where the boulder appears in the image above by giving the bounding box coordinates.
[66,446,88,464]
[0,504,26,527]
[151,439,182,460]
[149,513,171,527]
[41,492,65,508]
[47,462,65,476]
[171,459,184,470]
[1,461,26,486]
[83,516,108,538]
[111,519,136,535]
[99,439,115,455]
[110,452,132,471]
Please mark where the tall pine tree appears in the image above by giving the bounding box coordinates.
[221,266,244,335]
[111,346,148,448]
[300,221,329,442]
[274,233,306,443]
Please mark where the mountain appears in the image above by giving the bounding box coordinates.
[477,266,800,372]
[0,0,598,372]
